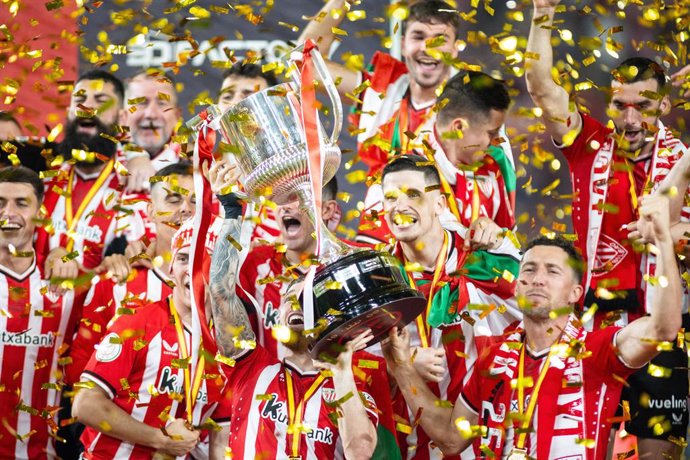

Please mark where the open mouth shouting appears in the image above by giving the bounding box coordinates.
[76,118,99,137]
[286,310,304,328]
[281,215,303,238]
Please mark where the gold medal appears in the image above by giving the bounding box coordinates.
[506,447,528,460]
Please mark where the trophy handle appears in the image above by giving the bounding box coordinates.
[290,43,343,145]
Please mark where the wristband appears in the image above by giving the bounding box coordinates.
[217,193,242,218]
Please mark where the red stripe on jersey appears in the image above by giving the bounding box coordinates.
[239,245,288,359]
[0,259,82,459]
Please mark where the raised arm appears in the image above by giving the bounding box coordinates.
[616,194,682,368]
[316,330,377,459]
[297,0,360,100]
[525,0,581,145]
[207,160,255,358]
[382,327,476,456]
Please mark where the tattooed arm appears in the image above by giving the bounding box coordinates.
[207,160,256,358]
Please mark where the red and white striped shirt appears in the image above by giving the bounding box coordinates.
[80,299,229,460]
[67,267,173,384]
[238,244,290,359]
[36,164,128,270]
[221,346,382,460]
[0,258,82,459]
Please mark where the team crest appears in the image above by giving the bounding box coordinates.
[321,388,337,403]
[592,234,627,274]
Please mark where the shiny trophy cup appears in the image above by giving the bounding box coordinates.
[199,45,425,359]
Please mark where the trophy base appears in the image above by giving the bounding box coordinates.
[308,249,426,360]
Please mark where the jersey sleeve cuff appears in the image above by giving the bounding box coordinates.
[80,371,117,399]
[459,393,479,416]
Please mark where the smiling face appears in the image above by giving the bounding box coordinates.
[382,170,445,243]
[124,75,181,156]
[401,20,457,90]
[516,245,583,321]
[608,79,669,155]
[0,182,40,253]
[148,174,195,244]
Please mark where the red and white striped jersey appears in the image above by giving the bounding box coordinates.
[0,257,82,460]
[36,164,128,270]
[80,299,229,460]
[238,244,290,359]
[67,267,173,384]
[221,346,381,460]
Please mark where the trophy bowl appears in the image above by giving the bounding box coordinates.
[216,82,341,205]
[309,250,426,360]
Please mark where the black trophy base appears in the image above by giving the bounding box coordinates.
[307,249,426,360]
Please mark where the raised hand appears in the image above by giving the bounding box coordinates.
[671,64,690,99]
[381,327,413,373]
[204,159,241,197]
[94,254,132,284]
[411,346,447,383]
[314,329,374,378]
[638,194,672,246]
[465,216,503,250]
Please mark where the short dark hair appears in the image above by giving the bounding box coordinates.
[382,154,441,186]
[437,71,510,125]
[151,161,192,189]
[221,62,279,89]
[612,57,668,92]
[0,112,20,129]
[323,177,338,202]
[76,70,125,104]
[0,166,44,204]
[402,0,460,37]
[523,235,584,284]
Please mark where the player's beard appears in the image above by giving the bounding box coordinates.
[59,117,118,164]
[282,329,310,354]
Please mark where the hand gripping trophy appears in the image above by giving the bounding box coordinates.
[189,42,425,360]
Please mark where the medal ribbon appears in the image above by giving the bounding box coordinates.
[64,159,114,252]
[169,298,207,424]
[407,231,449,348]
[392,94,433,155]
[285,369,327,458]
[625,158,652,216]
[299,40,323,331]
[514,344,553,451]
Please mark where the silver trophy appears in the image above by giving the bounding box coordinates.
[193,45,425,359]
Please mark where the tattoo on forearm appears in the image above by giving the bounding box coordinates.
[209,217,255,358]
